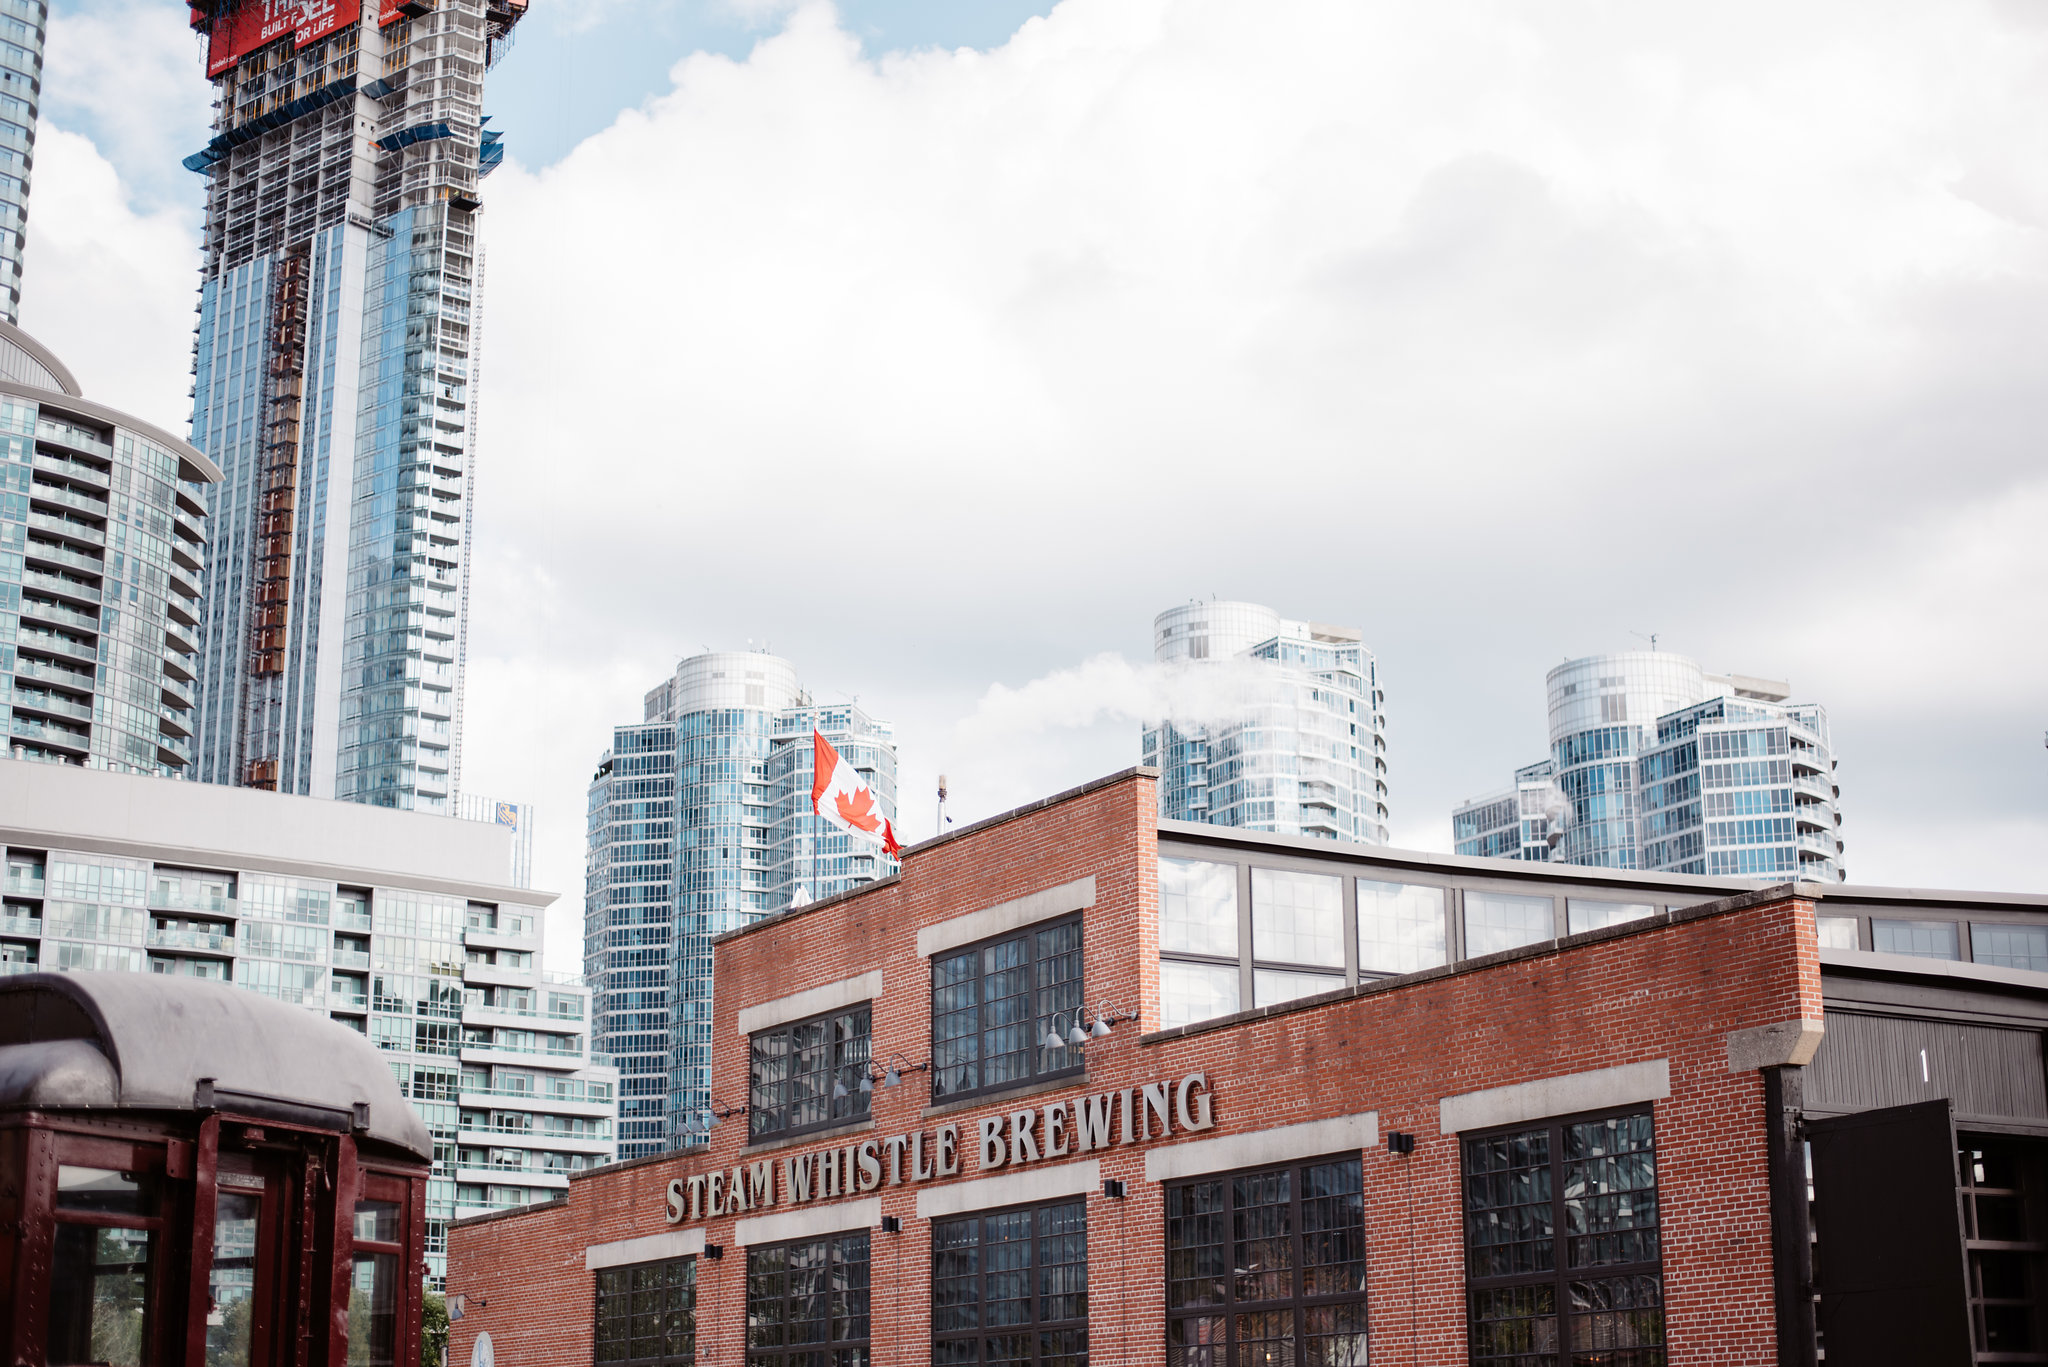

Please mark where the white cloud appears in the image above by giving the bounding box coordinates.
[19,0,2047,967]
[42,0,215,211]
[17,126,199,426]
[447,0,2048,939]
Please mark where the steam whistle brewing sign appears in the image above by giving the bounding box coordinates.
[665,1072,1215,1223]
[200,0,362,77]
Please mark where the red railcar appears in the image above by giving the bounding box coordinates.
[0,972,432,1366]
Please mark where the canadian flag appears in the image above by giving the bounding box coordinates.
[811,731,900,856]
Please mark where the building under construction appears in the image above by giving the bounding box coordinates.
[183,0,524,811]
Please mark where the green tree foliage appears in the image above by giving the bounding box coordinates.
[421,1291,449,1367]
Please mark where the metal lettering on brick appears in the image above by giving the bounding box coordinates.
[663,1071,1216,1222]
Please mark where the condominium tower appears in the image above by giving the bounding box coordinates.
[1453,650,1845,882]
[0,0,40,322]
[585,650,898,1156]
[182,0,528,809]
[1,321,220,772]
[1142,600,1390,844]
[0,759,619,1283]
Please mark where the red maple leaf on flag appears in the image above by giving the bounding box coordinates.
[835,785,884,833]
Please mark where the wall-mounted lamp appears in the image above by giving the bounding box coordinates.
[1385,1131,1416,1156]
[1101,1179,1127,1199]
[1044,1003,1141,1052]
[703,1244,724,1261]
[711,1098,750,1121]
[880,1215,903,1233]
[855,1054,931,1093]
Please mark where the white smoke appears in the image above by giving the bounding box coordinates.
[953,653,1287,748]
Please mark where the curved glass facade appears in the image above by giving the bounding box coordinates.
[0,0,40,323]
[1144,601,1390,845]
[0,324,217,775]
[1544,652,1704,869]
[586,652,898,1157]
[1455,651,1845,882]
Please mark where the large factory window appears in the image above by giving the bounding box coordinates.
[1251,868,1345,1007]
[748,1005,873,1140]
[1164,1156,1368,1365]
[932,1198,1088,1366]
[1159,857,1241,1029]
[931,918,1083,1103]
[1461,1109,1665,1367]
[594,1256,696,1367]
[745,1231,870,1364]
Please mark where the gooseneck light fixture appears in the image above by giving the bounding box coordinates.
[856,1053,931,1092]
[1043,1003,1141,1052]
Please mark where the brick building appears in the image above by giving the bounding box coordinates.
[450,767,2048,1367]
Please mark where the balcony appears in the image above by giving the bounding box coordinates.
[10,716,90,756]
[149,885,235,914]
[148,926,236,955]
[165,623,199,657]
[22,569,101,607]
[458,1125,614,1156]
[37,421,113,459]
[9,689,94,726]
[23,538,104,576]
[32,452,109,489]
[4,873,44,898]
[29,482,109,520]
[19,596,100,636]
[27,512,103,547]
[1,913,41,937]
[464,921,541,953]
[17,627,98,665]
[333,948,371,970]
[0,960,41,976]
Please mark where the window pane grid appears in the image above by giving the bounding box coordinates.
[745,1233,869,1367]
[1462,1111,1665,1367]
[749,1007,872,1140]
[932,1199,1088,1366]
[595,1256,696,1367]
[1165,1158,1369,1366]
[931,918,1084,1104]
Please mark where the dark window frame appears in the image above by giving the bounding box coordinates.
[743,1229,871,1364]
[747,1003,874,1141]
[931,1195,1090,1366]
[1957,1133,2048,1358]
[1459,1105,1666,1367]
[593,1254,697,1367]
[929,915,1084,1105]
[1162,1151,1369,1366]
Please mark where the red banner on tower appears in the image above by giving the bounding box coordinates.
[200,0,361,78]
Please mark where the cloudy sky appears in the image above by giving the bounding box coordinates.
[25,0,2048,968]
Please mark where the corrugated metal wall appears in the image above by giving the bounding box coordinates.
[1807,1011,2048,1123]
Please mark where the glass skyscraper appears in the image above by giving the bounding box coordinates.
[0,321,220,773]
[0,0,40,323]
[1453,651,1846,882]
[585,651,897,1156]
[181,0,528,810]
[1142,601,1390,843]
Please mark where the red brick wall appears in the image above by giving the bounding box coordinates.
[449,770,1822,1367]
